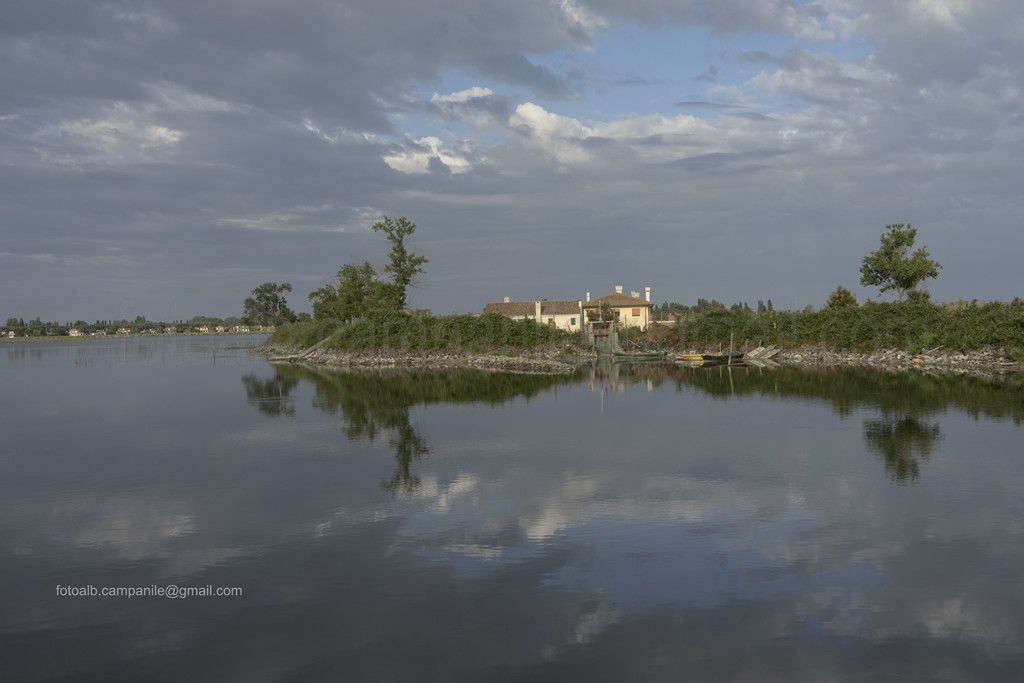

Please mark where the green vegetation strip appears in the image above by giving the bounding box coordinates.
[643,299,1024,357]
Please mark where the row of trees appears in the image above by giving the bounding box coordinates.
[653,299,776,320]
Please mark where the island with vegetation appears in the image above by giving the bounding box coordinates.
[259,220,1024,377]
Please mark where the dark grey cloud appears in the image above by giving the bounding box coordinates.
[610,74,672,87]
[690,65,720,83]
[674,99,731,109]
[1,0,599,133]
[739,49,783,65]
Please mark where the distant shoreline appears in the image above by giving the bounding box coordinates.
[0,331,270,344]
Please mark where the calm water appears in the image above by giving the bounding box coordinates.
[2,336,1024,681]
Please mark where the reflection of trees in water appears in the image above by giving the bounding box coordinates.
[245,365,571,494]
[665,363,1024,485]
[308,370,431,495]
[380,423,431,495]
[241,372,299,417]
[863,414,942,483]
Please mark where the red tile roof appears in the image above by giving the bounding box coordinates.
[581,292,652,308]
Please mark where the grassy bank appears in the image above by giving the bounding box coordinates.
[640,299,1024,359]
[266,312,577,354]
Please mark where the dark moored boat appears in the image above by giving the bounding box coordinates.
[701,353,744,363]
[676,353,744,365]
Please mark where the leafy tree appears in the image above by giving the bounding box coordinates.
[243,282,296,325]
[372,216,428,310]
[309,261,383,322]
[860,224,942,302]
[825,285,858,310]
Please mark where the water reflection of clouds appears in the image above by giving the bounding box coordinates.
[7,492,196,559]
[397,419,1024,666]
[6,351,1024,679]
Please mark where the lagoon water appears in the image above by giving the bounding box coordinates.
[2,335,1024,681]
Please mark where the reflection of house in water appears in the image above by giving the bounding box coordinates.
[581,361,660,395]
[482,298,584,332]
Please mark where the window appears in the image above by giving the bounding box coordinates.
[632,308,640,316]
[570,317,576,325]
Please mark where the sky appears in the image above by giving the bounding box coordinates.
[3,0,1023,322]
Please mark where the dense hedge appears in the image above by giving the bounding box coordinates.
[269,301,1024,357]
[267,312,575,353]
[673,299,1024,355]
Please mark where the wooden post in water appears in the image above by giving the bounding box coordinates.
[728,331,734,365]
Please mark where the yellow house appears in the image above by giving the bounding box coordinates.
[581,286,654,330]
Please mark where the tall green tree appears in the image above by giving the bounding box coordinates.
[860,224,942,302]
[308,216,429,322]
[243,282,296,325]
[372,216,428,310]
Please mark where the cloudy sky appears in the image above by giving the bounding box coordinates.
[3,0,1022,322]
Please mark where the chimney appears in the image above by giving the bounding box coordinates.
[631,291,640,299]
[615,285,623,294]
[535,301,541,319]
[586,292,590,302]
[645,287,651,302]
[504,297,510,303]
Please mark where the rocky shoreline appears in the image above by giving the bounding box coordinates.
[774,345,1024,377]
[259,342,1024,379]
[259,344,581,374]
